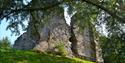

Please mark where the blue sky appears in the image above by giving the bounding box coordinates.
[0,20,17,44]
[0,19,26,44]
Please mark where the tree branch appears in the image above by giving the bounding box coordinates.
[82,0,125,23]
[0,1,63,19]
[1,0,125,23]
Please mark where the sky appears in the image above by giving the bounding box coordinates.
[64,6,76,26]
[0,20,18,44]
[0,19,26,44]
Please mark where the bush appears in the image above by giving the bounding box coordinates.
[55,43,68,56]
[0,37,11,49]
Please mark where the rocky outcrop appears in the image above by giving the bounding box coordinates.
[34,16,73,56]
[13,15,73,56]
[13,32,38,50]
[75,27,96,61]
[13,15,97,61]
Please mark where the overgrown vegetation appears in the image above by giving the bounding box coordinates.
[54,42,68,56]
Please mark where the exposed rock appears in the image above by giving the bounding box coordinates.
[13,32,38,50]
[13,15,73,56]
[95,39,104,63]
[34,16,73,56]
[75,27,96,61]
[13,15,99,61]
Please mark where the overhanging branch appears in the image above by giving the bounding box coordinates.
[0,1,63,19]
[1,0,125,23]
[82,0,125,23]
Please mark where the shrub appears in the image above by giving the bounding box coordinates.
[55,43,68,56]
[0,37,11,49]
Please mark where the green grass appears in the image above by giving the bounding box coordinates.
[0,48,94,63]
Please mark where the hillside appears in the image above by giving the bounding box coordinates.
[0,48,94,63]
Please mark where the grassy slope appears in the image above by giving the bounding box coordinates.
[0,48,94,63]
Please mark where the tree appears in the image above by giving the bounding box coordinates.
[0,37,11,49]
[100,35,125,63]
